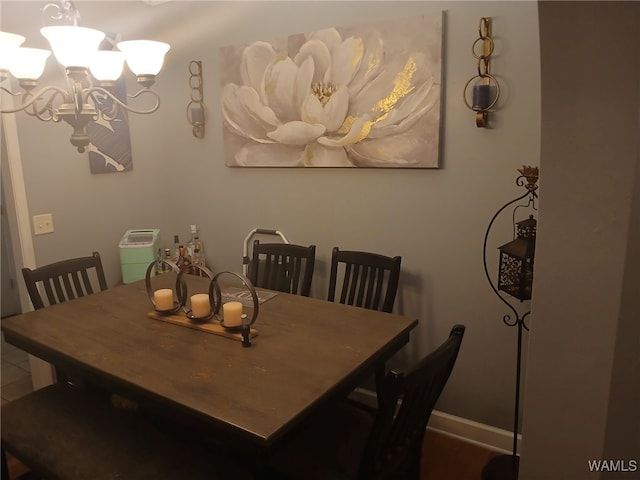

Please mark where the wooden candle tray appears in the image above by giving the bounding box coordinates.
[147,311,258,342]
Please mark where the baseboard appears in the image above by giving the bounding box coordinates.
[350,388,520,455]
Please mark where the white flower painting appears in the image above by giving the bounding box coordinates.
[219,13,442,168]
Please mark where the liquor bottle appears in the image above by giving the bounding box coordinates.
[187,225,197,260]
[172,235,181,263]
[176,245,192,273]
[193,239,205,268]
[157,248,172,274]
[188,225,205,274]
[155,248,163,275]
[193,231,205,268]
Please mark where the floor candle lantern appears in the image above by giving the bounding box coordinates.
[482,166,539,480]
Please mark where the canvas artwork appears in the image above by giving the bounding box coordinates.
[87,34,133,174]
[219,13,443,168]
[86,79,133,173]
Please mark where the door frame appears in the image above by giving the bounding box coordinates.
[1,113,56,388]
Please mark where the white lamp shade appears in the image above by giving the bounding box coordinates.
[41,26,105,68]
[9,48,51,80]
[117,40,170,76]
[89,50,125,81]
[0,31,26,71]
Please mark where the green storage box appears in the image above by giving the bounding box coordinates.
[119,229,160,284]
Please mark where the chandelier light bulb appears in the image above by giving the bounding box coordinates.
[89,50,125,83]
[41,26,105,68]
[9,48,51,81]
[0,31,26,71]
[117,40,170,76]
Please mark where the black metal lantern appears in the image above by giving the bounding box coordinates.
[497,215,536,301]
[481,166,539,480]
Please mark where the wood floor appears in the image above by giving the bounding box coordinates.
[422,429,500,480]
[6,429,498,480]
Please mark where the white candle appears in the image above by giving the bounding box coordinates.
[191,293,210,318]
[223,301,243,327]
[154,288,174,310]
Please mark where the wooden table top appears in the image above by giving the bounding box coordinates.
[2,276,417,448]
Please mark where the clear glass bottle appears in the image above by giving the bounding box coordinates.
[176,245,192,273]
[172,235,181,263]
[193,235,204,268]
[155,248,163,275]
[160,248,172,274]
[187,225,197,259]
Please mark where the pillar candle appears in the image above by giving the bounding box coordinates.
[191,105,204,124]
[222,301,243,327]
[472,84,492,110]
[154,288,174,311]
[191,293,211,318]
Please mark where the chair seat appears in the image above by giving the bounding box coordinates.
[267,400,375,480]
[1,383,253,480]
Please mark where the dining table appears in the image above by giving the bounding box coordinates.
[1,272,418,456]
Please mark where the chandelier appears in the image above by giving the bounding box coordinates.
[0,1,170,153]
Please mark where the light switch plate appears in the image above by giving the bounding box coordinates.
[33,213,54,235]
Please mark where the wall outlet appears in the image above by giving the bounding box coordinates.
[33,213,54,235]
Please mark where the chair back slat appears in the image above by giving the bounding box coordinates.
[22,252,108,310]
[359,325,466,480]
[79,269,94,296]
[328,247,402,313]
[62,274,76,301]
[249,241,316,297]
[43,279,59,307]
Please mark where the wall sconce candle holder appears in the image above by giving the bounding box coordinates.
[463,17,501,128]
[187,60,205,138]
[481,166,539,480]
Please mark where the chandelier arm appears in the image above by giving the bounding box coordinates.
[42,1,79,26]
[0,86,69,120]
[1,86,22,98]
[482,189,532,324]
[84,87,161,116]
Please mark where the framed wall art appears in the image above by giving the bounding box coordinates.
[219,12,443,168]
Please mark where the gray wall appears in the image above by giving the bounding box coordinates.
[1,1,541,431]
[520,2,639,479]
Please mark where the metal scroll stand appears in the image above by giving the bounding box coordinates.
[481,167,539,480]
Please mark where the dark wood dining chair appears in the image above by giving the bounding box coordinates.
[328,247,401,313]
[248,240,316,296]
[21,251,108,310]
[265,325,466,480]
[21,251,108,384]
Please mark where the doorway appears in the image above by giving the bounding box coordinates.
[2,180,22,318]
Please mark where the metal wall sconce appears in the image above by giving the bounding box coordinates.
[187,60,205,138]
[481,166,539,480]
[463,17,501,128]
